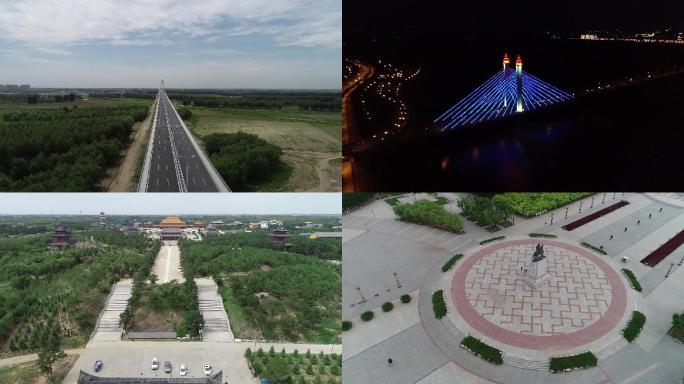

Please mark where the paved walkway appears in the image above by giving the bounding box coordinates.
[152,242,184,283]
[343,193,684,384]
[90,279,132,343]
[196,278,235,342]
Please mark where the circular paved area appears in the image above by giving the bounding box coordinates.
[451,239,627,350]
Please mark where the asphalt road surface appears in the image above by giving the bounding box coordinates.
[144,90,226,192]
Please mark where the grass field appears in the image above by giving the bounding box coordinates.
[0,355,77,384]
[185,106,341,191]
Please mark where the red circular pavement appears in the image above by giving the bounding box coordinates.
[450,239,627,350]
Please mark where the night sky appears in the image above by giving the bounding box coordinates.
[344,0,684,45]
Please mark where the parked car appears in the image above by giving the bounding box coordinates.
[93,360,103,372]
[179,364,188,376]
[151,358,159,370]
[203,363,212,376]
[164,361,172,373]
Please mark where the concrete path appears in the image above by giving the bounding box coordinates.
[196,278,235,342]
[152,242,184,283]
[90,279,132,343]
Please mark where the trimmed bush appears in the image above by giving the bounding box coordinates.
[622,311,646,342]
[435,196,449,205]
[343,193,374,211]
[621,268,642,292]
[493,193,592,218]
[393,200,464,233]
[360,311,374,322]
[549,352,597,373]
[385,197,401,206]
[460,336,503,365]
[580,241,607,255]
[529,233,557,238]
[673,312,684,342]
[341,321,352,331]
[441,254,463,272]
[457,195,512,231]
[400,294,411,303]
[432,290,447,319]
[382,302,394,312]
[480,236,505,245]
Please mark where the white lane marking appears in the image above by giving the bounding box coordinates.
[166,177,170,186]
[156,177,159,186]
[192,177,196,186]
[202,177,207,186]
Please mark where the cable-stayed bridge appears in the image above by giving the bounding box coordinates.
[435,54,574,131]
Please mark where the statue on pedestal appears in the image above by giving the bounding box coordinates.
[524,243,551,288]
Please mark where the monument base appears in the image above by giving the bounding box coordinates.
[523,273,551,288]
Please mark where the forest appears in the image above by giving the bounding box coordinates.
[178,232,341,343]
[0,230,158,356]
[87,90,341,111]
[203,132,285,191]
[0,101,149,191]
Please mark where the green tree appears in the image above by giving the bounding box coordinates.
[37,334,66,377]
[262,356,291,383]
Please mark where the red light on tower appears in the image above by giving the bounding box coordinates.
[516,55,523,66]
[503,53,510,65]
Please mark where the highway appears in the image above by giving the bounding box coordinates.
[139,85,230,192]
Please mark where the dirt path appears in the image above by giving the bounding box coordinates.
[282,151,341,192]
[0,348,84,369]
[101,99,156,192]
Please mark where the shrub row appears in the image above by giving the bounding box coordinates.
[385,197,400,206]
[621,268,642,292]
[342,193,374,212]
[441,254,463,272]
[435,196,449,205]
[529,233,557,238]
[393,200,464,233]
[622,311,646,342]
[460,336,503,365]
[549,352,597,373]
[493,193,592,218]
[432,290,447,319]
[353,294,412,327]
[580,241,607,255]
[480,236,505,245]
[457,195,512,231]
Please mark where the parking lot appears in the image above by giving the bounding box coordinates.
[64,341,341,384]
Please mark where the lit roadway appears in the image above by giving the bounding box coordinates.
[139,86,230,192]
[342,61,374,192]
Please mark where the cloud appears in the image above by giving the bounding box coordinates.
[0,0,340,48]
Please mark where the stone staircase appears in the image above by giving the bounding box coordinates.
[197,279,234,342]
[595,337,629,359]
[90,280,132,342]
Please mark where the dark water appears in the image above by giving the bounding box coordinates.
[348,39,684,191]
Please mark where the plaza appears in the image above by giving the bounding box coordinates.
[342,193,684,384]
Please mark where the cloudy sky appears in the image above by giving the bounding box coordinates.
[0,193,341,215]
[0,0,341,88]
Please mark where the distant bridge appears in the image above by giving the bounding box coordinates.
[435,54,574,131]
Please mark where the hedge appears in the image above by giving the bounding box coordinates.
[622,311,646,342]
[360,311,374,322]
[493,193,593,218]
[382,302,394,312]
[580,241,607,255]
[442,254,463,272]
[529,233,557,238]
[385,197,401,206]
[342,321,352,331]
[480,236,505,245]
[460,336,503,365]
[435,196,449,205]
[432,290,447,319]
[400,294,411,303]
[621,268,642,292]
[393,200,464,233]
[342,192,374,211]
[549,352,597,373]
